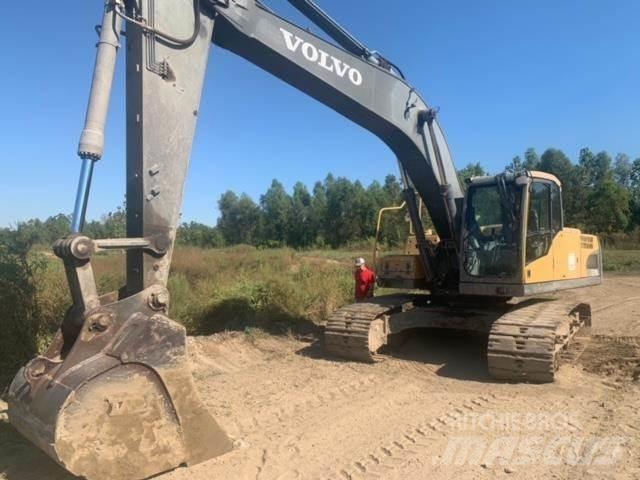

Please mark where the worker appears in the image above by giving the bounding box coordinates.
[354,257,376,302]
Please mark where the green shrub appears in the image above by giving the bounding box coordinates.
[165,248,353,336]
[602,250,640,272]
[0,232,47,390]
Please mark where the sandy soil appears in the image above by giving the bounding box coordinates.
[1,274,639,480]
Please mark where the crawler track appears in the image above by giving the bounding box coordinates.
[324,296,417,362]
[487,301,590,383]
[325,303,396,362]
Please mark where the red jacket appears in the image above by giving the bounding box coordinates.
[354,267,376,300]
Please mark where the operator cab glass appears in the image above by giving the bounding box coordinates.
[463,174,564,281]
[463,179,523,278]
[526,180,563,263]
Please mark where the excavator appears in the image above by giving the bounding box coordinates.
[7,0,602,479]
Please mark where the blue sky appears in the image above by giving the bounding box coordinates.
[1,0,639,227]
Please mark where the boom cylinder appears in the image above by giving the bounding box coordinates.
[72,0,123,232]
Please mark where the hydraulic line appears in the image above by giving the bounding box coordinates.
[114,0,200,47]
[286,0,405,78]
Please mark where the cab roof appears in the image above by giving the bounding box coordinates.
[529,171,562,186]
[468,170,562,188]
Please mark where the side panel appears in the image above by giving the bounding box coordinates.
[579,234,602,278]
[525,228,598,284]
[552,229,581,281]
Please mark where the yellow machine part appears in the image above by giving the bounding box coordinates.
[525,228,601,284]
[377,254,425,286]
[375,233,438,289]
[402,232,439,256]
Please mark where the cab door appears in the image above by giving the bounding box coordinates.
[524,180,558,283]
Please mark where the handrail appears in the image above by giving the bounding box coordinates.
[372,202,406,269]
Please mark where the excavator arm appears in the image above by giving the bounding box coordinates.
[213,0,463,244]
[8,1,464,479]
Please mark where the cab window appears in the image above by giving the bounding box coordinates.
[551,183,563,232]
[464,183,522,277]
[526,181,555,263]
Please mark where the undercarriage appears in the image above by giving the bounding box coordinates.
[325,294,591,383]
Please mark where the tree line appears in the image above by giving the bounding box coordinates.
[504,147,639,234]
[4,147,640,250]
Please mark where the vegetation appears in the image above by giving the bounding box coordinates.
[0,245,357,391]
[5,147,640,250]
[0,233,46,391]
[602,250,640,272]
[1,236,639,391]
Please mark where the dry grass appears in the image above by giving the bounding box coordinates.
[36,246,354,338]
[4,245,637,391]
[1,246,355,390]
[166,246,353,335]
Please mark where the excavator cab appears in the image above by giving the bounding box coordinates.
[459,171,602,297]
[370,171,602,298]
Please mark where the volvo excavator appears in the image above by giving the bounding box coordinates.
[7,0,602,479]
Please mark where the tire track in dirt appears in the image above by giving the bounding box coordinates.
[231,372,385,437]
[564,382,640,480]
[383,357,442,376]
[579,335,640,382]
[194,333,640,479]
[562,278,640,337]
[593,297,640,314]
[240,373,431,480]
[324,393,505,480]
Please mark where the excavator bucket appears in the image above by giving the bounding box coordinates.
[7,240,232,480]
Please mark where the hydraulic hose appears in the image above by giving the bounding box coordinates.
[115,0,201,47]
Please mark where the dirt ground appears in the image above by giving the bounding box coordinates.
[1,274,639,480]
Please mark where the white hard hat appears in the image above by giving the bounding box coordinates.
[354,257,365,266]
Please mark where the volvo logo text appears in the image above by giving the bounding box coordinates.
[280,28,363,87]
